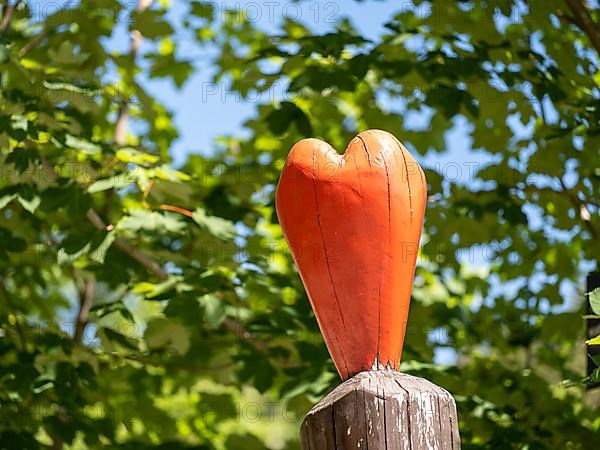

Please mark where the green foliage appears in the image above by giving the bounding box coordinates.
[0,0,599,449]
[589,288,600,316]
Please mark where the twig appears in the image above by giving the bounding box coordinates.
[146,182,195,218]
[51,437,63,450]
[113,0,154,145]
[558,177,598,238]
[564,0,600,56]
[222,318,269,353]
[19,30,51,57]
[73,277,96,344]
[0,0,21,33]
[142,178,155,206]
[160,204,194,217]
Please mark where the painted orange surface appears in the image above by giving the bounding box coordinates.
[276,130,427,380]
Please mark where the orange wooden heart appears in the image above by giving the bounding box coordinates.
[276,130,427,380]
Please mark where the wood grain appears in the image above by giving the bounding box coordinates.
[301,371,460,450]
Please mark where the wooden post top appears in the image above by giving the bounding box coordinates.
[301,370,460,450]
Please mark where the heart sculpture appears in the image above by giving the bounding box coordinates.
[276,130,427,380]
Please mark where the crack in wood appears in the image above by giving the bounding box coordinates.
[302,422,311,450]
[392,137,414,224]
[394,378,413,449]
[380,153,393,367]
[363,386,370,450]
[332,404,339,449]
[357,135,372,167]
[382,386,389,450]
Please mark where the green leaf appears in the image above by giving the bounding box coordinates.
[102,327,138,350]
[148,54,194,88]
[225,434,265,450]
[117,209,186,234]
[65,135,102,154]
[586,335,600,346]
[116,148,159,166]
[132,276,179,299]
[132,9,174,39]
[17,194,40,214]
[0,227,27,258]
[88,231,115,264]
[192,208,236,239]
[7,127,27,142]
[199,294,226,326]
[0,43,8,64]
[57,244,89,265]
[144,318,190,355]
[6,148,39,173]
[266,101,312,136]
[39,184,92,216]
[87,177,132,193]
[0,193,17,209]
[588,288,600,316]
[191,1,215,20]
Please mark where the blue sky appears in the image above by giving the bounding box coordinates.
[136,1,579,280]
[137,1,457,164]
[136,0,503,233]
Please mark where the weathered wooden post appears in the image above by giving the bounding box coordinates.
[276,130,460,449]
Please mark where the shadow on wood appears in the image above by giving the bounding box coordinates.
[301,371,460,450]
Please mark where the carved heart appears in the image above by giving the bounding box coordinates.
[276,130,427,380]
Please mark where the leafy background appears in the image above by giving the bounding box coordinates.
[0,0,599,449]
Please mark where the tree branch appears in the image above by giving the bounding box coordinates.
[113,0,153,145]
[222,318,269,353]
[564,0,600,55]
[113,103,129,146]
[159,204,194,217]
[73,277,96,344]
[86,209,168,280]
[19,29,51,57]
[0,0,21,33]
